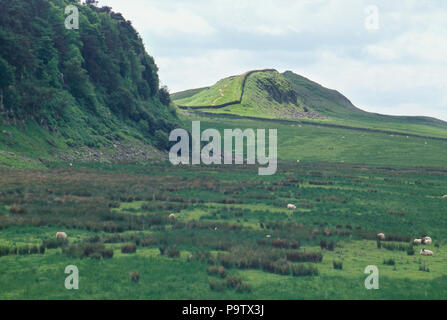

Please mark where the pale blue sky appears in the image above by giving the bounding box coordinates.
[97,0,447,120]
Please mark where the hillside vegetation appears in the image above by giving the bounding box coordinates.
[173,70,447,139]
[0,0,181,167]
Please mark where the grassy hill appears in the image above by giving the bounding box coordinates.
[173,69,447,139]
[0,0,181,168]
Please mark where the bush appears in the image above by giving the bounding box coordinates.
[320,240,335,251]
[0,246,10,257]
[166,245,180,258]
[103,247,114,259]
[286,251,323,263]
[272,238,289,249]
[42,238,67,249]
[291,264,319,276]
[209,280,226,292]
[63,242,113,259]
[383,258,395,266]
[121,242,137,254]
[333,260,343,270]
[130,271,140,283]
[18,246,29,255]
[189,250,215,264]
[9,204,27,214]
[207,266,226,278]
[273,259,290,275]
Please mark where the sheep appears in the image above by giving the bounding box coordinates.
[287,204,296,210]
[413,238,422,245]
[168,213,176,220]
[56,232,67,240]
[420,248,434,256]
[377,233,385,240]
[422,236,432,245]
[442,195,447,199]
[266,235,271,238]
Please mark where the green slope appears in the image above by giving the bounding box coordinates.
[0,0,181,168]
[182,112,447,168]
[173,69,447,139]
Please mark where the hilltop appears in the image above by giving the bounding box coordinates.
[173,69,447,139]
[0,0,181,168]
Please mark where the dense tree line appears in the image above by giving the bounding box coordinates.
[0,0,178,149]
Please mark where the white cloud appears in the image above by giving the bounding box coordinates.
[98,0,215,36]
[157,49,255,91]
[363,45,398,61]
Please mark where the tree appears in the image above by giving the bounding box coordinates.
[85,0,98,6]
[159,85,171,106]
[0,57,14,109]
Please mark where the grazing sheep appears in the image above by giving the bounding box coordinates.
[168,213,176,220]
[413,238,422,245]
[377,233,385,240]
[287,204,296,210]
[420,248,434,256]
[442,195,447,199]
[266,235,271,238]
[56,232,67,240]
[423,237,432,245]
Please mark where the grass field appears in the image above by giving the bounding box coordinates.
[1,158,447,299]
[2,112,447,300]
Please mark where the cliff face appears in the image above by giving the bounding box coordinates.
[0,0,181,161]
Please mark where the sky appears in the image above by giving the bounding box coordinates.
[97,0,447,121]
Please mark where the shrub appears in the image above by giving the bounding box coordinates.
[130,271,140,283]
[103,247,114,259]
[207,266,226,278]
[225,276,251,292]
[286,251,323,263]
[272,238,289,249]
[9,204,27,214]
[63,242,113,259]
[273,259,290,275]
[166,245,180,258]
[18,246,29,255]
[209,280,226,292]
[42,238,67,249]
[291,264,319,276]
[29,246,39,254]
[383,258,395,266]
[121,242,137,254]
[189,250,215,264]
[290,240,300,249]
[235,281,252,293]
[320,240,335,251]
[333,260,343,270]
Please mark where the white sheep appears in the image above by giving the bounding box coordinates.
[420,248,434,256]
[56,232,67,240]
